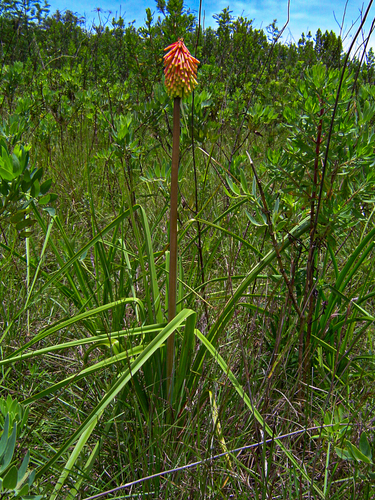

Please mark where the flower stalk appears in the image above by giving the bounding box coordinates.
[166,96,180,403]
[164,39,199,403]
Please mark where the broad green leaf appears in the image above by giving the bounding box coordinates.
[240,169,248,193]
[16,451,30,487]
[15,483,29,496]
[38,194,51,205]
[15,218,35,231]
[0,414,10,456]
[3,465,17,490]
[0,166,16,181]
[0,422,16,474]
[345,440,372,463]
[10,211,26,224]
[245,209,267,227]
[359,432,372,461]
[40,178,52,195]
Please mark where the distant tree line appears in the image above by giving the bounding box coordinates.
[0,0,373,113]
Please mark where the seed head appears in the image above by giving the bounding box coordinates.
[164,38,200,99]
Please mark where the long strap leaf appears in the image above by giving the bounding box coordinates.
[0,323,165,367]
[5,297,144,360]
[2,207,141,342]
[35,309,196,480]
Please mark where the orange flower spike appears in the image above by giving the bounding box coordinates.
[163,38,200,99]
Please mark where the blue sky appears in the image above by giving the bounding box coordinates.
[46,0,374,52]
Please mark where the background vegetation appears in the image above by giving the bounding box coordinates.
[1,0,375,497]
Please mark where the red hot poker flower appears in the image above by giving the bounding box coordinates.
[164,39,200,99]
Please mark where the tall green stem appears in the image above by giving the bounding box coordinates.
[166,97,181,402]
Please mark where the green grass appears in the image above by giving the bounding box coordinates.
[1,37,375,500]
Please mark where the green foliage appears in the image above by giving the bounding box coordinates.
[0,396,29,439]
[0,410,42,499]
[0,134,56,239]
[266,63,375,233]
